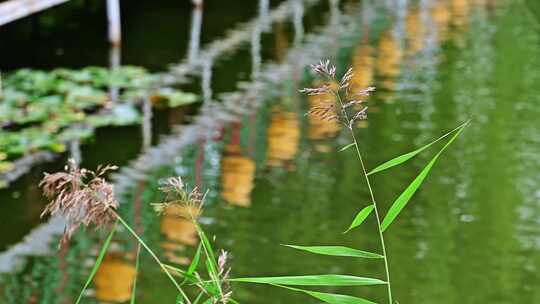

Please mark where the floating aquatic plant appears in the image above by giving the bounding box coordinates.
[0,66,198,182]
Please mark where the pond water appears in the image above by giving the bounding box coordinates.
[1,0,539,303]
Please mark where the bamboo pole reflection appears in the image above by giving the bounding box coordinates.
[251,23,262,79]
[187,0,203,64]
[202,57,213,102]
[108,45,121,103]
[293,0,304,46]
[142,96,153,151]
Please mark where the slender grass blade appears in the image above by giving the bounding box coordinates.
[283,245,383,259]
[130,243,141,304]
[188,243,202,275]
[381,126,467,232]
[274,285,377,304]
[339,143,356,152]
[75,221,117,304]
[368,122,468,176]
[231,274,386,286]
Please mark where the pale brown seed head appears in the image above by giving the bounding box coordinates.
[40,160,118,246]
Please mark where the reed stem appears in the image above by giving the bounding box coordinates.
[333,89,393,304]
[112,210,192,304]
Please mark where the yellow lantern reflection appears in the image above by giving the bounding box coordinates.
[94,254,136,303]
[160,205,200,265]
[351,44,374,90]
[432,0,451,42]
[451,0,471,44]
[267,108,300,167]
[405,8,426,56]
[221,143,255,207]
[376,29,402,94]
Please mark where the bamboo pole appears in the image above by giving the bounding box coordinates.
[106,0,121,46]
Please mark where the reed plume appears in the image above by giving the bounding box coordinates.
[301,60,374,130]
[40,159,118,245]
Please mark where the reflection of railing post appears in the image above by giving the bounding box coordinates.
[329,0,340,28]
[259,0,270,31]
[251,23,261,79]
[107,0,122,46]
[293,0,304,45]
[202,58,213,102]
[142,95,152,151]
[187,0,203,64]
[109,45,121,103]
[69,140,82,165]
[393,0,408,47]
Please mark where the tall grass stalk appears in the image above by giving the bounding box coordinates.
[232,60,469,304]
[112,210,191,303]
[130,243,141,304]
[333,90,393,303]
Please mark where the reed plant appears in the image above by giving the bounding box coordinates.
[39,164,234,304]
[39,60,468,304]
[230,60,470,304]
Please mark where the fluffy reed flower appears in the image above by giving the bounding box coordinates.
[40,159,119,245]
[152,176,204,220]
[195,249,232,304]
[302,60,374,129]
[216,249,232,304]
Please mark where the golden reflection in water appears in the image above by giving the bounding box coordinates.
[307,81,341,141]
[351,44,374,90]
[432,0,451,42]
[376,29,402,95]
[266,108,300,167]
[220,144,255,207]
[405,8,426,56]
[94,254,136,303]
[451,0,471,44]
[160,205,200,265]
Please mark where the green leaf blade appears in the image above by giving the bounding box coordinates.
[344,205,374,233]
[283,245,383,259]
[130,244,141,304]
[368,121,469,176]
[339,143,356,152]
[75,222,117,304]
[231,274,386,286]
[187,243,202,276]
[380,155,438,232]
[380,125,467,232]
[275,285,377,304]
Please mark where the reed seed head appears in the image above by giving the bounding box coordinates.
[40,159,119,245]
[152,176,204,220]
[302,61,375,129]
